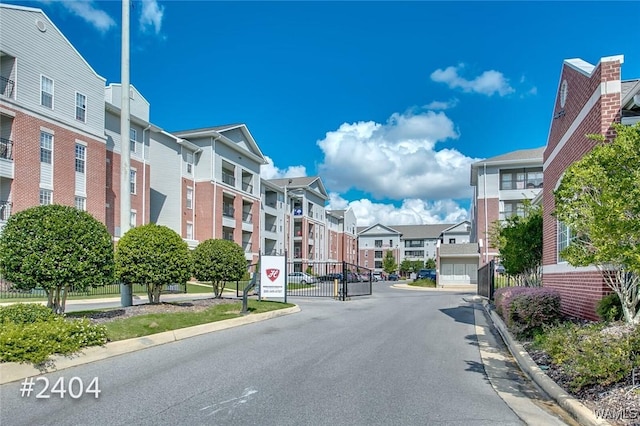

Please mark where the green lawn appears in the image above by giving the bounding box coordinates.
[99,299,293,341]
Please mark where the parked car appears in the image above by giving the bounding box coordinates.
[287,272,318,285]
[416,269,437,281]
[318,272,360,282]
[372,272,383,282]
[388,273,399,281]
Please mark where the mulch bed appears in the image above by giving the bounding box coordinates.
[69,297,240,324]
[521,323,640,426]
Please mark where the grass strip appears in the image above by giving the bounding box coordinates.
[102,300,293,341]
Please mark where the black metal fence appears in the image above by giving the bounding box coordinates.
[477,259,495,300]
[477,260,530,301]
[286,261,373,299]
[0,277,187,300]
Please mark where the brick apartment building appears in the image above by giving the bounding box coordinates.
[469,147,544,266]
[542,55,640,320]
[0,5,108,228]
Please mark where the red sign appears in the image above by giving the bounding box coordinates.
[266,268,280,282]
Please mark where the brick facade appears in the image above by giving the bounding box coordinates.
[542,56,624,320]
[10,108,106,223]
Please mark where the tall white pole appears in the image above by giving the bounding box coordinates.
[120,0,132,307]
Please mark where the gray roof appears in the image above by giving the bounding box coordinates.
[470,146,544,185]
[267,177,318,188]
[171,123,244,134]
[357,223,454,239]
[474,146,545,165]
[391,224,453,239]
[265,176,329,200]
[439,243,480,256]
[622,79,639,99]
[621,79,640,111]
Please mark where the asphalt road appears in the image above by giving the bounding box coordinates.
[0,283,526,425]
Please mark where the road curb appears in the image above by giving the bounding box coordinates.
[0,306,300,385]
[391,283,477,292]
[481,300,611,426]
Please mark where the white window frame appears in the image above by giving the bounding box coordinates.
[40,75,53,109]
[40,131,53,164]
[75,196,86,211]
[186,222,193,240]
[557,221,575,263]
[75,143,86,173]
[39,188,52,205]
[185,151,194,175]
[130,128,137,154]
[130,210,137,227]
[130,169,137,194]
[186,187,193,210]
[75,92,86,122]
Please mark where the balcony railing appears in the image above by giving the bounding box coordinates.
[242,182,253,193]
[0,138,13,160]
[0,76,14,98]
[222,171,235,186]
[222,204,235,217]
[0,201,12,221]
[242,211,252,223]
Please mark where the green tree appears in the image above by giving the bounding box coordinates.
[192,239,247,298]
[490,202,542,286]
[554,123,640,325]
[399,260,413,275]
[425,258,437,269]
[115,224,191,304]
[382,250,397,275]
[0,205,114,314]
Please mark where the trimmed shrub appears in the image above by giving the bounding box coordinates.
[535,322,640,391]
[0,303,56,324]
[0,317,107,364]
[494,286,531,318]
[596,292,623,322]
[507,288,562,338]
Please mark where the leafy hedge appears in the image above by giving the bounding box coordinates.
[0,303,56,324]
[0,304,107,364]
[494,287,562,338]
[534,322,640,391]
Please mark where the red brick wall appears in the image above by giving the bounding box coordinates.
[542,56,623,320]
[544,271,608,321]
[11,110,106,223]
[194,181,213,241]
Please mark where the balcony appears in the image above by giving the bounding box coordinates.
[0,201,11,221]
[0,138,13,160]
[242,211,252,223]
[242,182,253,193]
[222,204,235,218]
[222,171,235,186]
[1,76,14,98]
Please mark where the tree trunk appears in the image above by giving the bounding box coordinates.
[152,284,162,304]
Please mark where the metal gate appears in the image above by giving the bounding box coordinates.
[477,259,495,300]
[286,261,373,299]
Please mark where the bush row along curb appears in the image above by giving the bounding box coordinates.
[0,306,301,385]
[482,300,611,426]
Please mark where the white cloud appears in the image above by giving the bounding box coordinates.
[261,156,307,180]
[423,98,459,110]
[41,0,115,32]
[327,194,468,226]
[139,0,164,35]
[430,64,515,96]
[317,110,478,201]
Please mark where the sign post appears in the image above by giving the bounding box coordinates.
[260,255,286,301]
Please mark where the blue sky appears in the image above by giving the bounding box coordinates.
[10,1,640,226]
